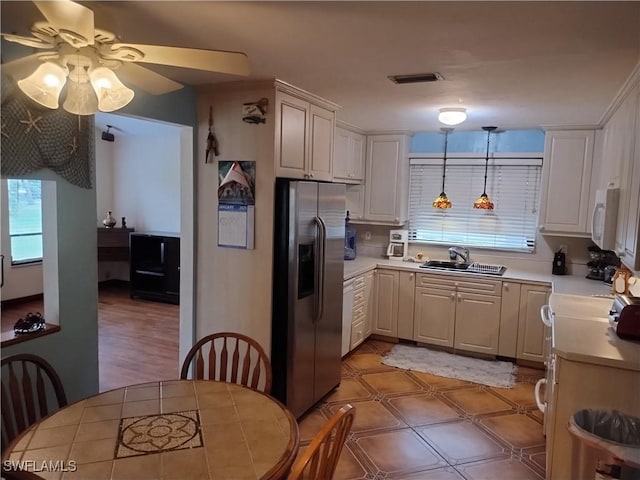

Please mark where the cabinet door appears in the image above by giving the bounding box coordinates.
[372,269,399,337]
[397,271,415,340]
[538,130,595,235]
[516,284,550,362]
[346,184,365,220]
[364,135,409,224]
[275,92,308,179]
[342,281,354,356]
[413,286,455,347]
[363,270,374,337]
[454,292,501,355]
[333,127,351,181]
[498,281,522,357]
[308,104,334,182]
[350,132,365,182]
[621,85,640,269]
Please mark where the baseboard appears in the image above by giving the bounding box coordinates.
[1,293,44,308]
[98,279,131,287]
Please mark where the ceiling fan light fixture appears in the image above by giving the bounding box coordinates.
[89,67,134,112]
[17,62,68,109]
[438,107,467,126]
[63,77,99,115]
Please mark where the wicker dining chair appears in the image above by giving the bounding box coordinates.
[288,404,356,480]
[1,353,68,452]
[180,332,272,394]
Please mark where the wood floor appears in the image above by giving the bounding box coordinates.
[1,282,180,392]
[97,282,179,392]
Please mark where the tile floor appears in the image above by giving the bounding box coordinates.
[298,339,546,480]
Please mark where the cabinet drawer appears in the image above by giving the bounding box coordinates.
[416,273,501,295]
[353,288,365,307]
[352,304,365,323]
[350,319,365,349]
[353,275,366,289]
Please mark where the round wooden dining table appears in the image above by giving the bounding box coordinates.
[2,380,299,480]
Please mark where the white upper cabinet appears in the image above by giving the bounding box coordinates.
[333,125,365,184]
[362,134,412,224]
[538,129,595,236]
[606,81,640,269]
[274,83,338,182]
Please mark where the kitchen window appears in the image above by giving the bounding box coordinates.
[6,179,43,264]
[408,156,542,252]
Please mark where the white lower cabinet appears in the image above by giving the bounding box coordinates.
[516,283,551,362]
[372,269,399,337]
[344,270,376,353]
[342,280,354,356]
[413,274,502,355]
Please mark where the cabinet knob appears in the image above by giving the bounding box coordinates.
[450,292,455,300]
[309,173,314,179]
[458,293,463,301]
[503,283,509,289]
[409,273,414,280]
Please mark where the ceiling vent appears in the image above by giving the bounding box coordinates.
[388,72,444,84]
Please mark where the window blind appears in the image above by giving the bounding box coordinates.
[408,156,542,252]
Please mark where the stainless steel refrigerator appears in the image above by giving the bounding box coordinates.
[271,178,345,418]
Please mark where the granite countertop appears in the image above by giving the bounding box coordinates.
[549,293,640,372]
[343,255,613,296]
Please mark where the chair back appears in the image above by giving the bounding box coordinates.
[288,404,356,480]
[180,332,272,394]
[1,353,67,452]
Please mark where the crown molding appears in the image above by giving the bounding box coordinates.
[598,61,640,126]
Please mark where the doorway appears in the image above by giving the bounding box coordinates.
[94,112,194,390]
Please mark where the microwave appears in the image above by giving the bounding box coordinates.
[591,187,619,250]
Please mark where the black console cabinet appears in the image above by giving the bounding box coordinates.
[130,232,180,304]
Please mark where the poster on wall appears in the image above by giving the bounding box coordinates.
[217,161,255,249]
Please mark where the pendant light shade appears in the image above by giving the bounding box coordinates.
[90,67,135,112]
[473,126,497,210]
[17,62,68,109]
[433,127,453,209]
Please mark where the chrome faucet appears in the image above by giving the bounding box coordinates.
[448,246,470,264]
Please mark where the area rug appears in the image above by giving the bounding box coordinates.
[382,344,516,388]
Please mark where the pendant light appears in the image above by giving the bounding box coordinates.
[473,126,497,210]
[433,127,453,209]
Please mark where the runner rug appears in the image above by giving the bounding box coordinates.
[382,344,517,388]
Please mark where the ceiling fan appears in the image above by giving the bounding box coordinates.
[1,0,250,114]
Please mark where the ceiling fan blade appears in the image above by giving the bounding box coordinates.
[111,44,250,76]
[33,0,95,47]
[1,32,55,49]
[117,63,184,95]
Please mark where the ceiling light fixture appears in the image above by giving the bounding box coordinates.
[433,127,454,209]
[473,126,497,210]
[438,107,467,126]
[16,55,135,116]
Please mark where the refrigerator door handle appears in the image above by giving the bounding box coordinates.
[313,216,327,323]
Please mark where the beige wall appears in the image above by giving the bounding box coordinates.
[195,81,277,354]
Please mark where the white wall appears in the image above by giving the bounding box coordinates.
[195,81,276,353]
[112,134,181,233]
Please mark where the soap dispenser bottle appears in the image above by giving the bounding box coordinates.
[344,211,357,260]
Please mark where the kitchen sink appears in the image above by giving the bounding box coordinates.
[420,260,470,271]
[420,260,507,276]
